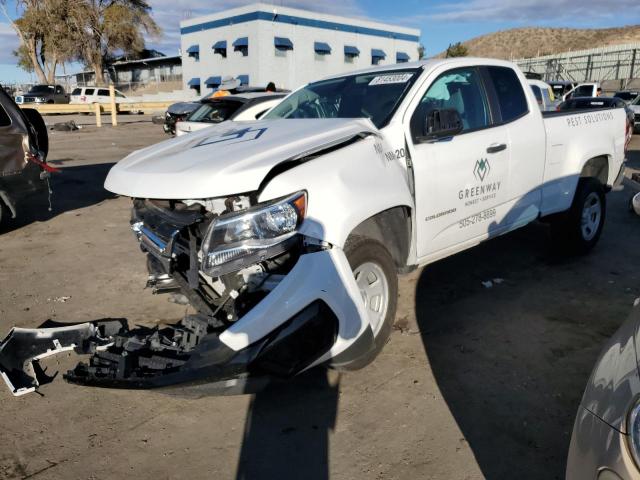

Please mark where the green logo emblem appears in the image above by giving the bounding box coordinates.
[474,158,490,182]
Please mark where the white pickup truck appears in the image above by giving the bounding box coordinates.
[0,58,628,396]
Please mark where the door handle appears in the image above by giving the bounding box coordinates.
[486,143,507,154]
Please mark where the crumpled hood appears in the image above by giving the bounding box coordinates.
[167,102,200,115]
[104,118,380,199]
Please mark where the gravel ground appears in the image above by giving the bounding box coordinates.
[0,119,639,480]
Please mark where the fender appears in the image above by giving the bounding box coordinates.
[258,134,415,248]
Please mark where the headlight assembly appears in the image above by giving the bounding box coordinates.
[200,192,306,277]
[627,397,640,469]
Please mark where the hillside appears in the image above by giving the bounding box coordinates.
[438,26,640,60]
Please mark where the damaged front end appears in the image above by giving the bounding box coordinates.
[0,191,367,396]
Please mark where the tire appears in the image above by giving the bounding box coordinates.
[551,177,606,255]
[336,236,398,370]
[21,108,48,158]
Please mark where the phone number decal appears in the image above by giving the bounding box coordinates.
[458,208,496,229]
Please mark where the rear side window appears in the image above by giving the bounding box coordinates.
[97,89,109,96]
[71,88,81,95]
[0,104,10,127]
[530,85,542,103]
[486,66,528,123]
[84,88,95,95]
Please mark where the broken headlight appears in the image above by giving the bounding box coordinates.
[201,192,306,277]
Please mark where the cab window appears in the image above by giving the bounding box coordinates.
[97,89,109,97]
[486,66,528,122]
[0,104,10,127]
[530,85,542,104]
[410,67,491,139]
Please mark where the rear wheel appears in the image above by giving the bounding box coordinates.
[336,236,398,370]
[551,177,606,255]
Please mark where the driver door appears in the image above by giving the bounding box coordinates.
[407,66,510,261]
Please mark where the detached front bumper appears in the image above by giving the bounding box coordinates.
[0,249,374,396]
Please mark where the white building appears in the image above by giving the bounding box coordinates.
[180,3,421,94]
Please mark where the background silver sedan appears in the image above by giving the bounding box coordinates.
[566,304,640,479]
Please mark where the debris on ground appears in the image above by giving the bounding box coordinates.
[51,121,80,132]
[482,280,493,288]
[49,296,71,303]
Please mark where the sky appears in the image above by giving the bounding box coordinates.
[1,0,640,83]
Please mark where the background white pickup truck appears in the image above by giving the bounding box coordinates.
[0,58,628,396]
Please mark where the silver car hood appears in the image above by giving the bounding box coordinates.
[580,305,640,434]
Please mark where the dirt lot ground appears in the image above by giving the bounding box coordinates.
[1,117,640,480]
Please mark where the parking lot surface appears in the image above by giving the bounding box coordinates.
[1,119,639,480]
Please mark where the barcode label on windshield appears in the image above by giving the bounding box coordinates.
[369,73,413,86]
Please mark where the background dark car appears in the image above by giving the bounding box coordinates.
[613,90,640,104]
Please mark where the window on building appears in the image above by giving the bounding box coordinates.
[396,52,410,63]
[187,45,200,62]
[344,46,359,64]
[314,42,331,62]
[371,49,386,65]
[213,40,227,58]
[274,37,293,57]
[233,37,249,57]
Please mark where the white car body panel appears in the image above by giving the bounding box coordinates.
[104,57,627,366]
[104,118,379,199]
[175,98,283,137]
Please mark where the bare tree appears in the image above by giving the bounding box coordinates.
[1,0,79,83]
[76,0,161,85]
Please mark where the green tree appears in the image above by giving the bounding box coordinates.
[445,42,469,58]
[75,0,161,85]
[417,43,425,60]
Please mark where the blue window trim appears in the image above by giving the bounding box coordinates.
[212,40,227,49]
[186,45,199,54]
[314,42,331,54]
[372,49,386,59]
[396,52,410,62]
[205,76,221,87]
[237,75,249,86]
[344,45,360,56]
[233,37,248,47]
[274,36,294,50]
[181,11,420,43]
[188,78,200,88]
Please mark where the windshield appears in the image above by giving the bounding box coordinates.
[28,85,54,94]
[187,100,244,123]
[263,69,420,128]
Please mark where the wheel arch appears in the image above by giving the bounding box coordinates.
[579,154,609,186]
[347,206,413,271]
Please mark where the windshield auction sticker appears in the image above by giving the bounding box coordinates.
[369,73,413,86]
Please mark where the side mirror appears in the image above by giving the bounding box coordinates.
[421,109,463,142]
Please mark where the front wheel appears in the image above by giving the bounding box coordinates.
[336,236,398,370]
[551,177,606,255]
